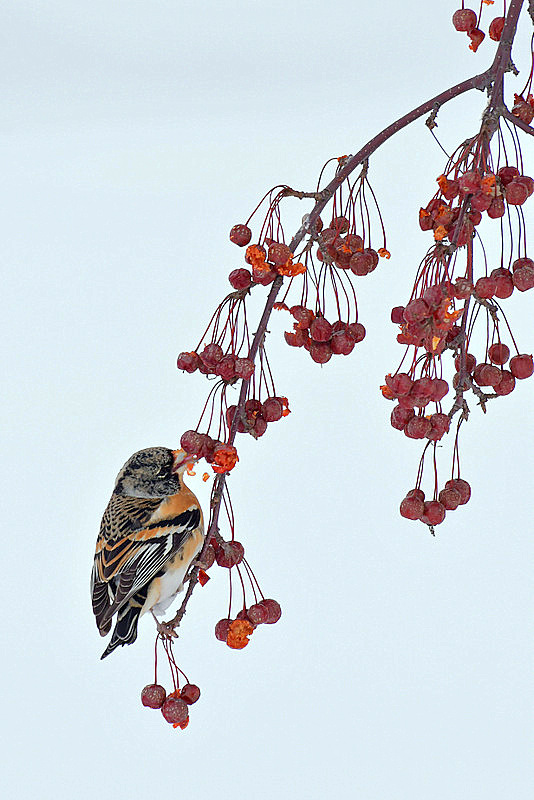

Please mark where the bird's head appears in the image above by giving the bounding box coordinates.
[114,447,198,499]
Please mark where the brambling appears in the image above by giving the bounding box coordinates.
[91,447,204,659]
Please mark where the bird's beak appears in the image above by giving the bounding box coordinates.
[171,449,198,473]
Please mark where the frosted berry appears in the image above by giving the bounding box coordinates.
[403,298,430,323]
[309,341,332,364]
[487,197,505,218]
[252,263,278,285]
[161,696,189,725]
[444,478,471,504]
[458,170,481,194]
[200,343,224,368]
[247,603,270,625]
[452,8,477,32]
[509,354,533,379]
[229,224,252,246]
[262,397,283,422]
[347,322,366,343]
[428,378,449,402]
[268,242,293,266]
[216,355,237,381]
[400,495,424,520]
[180,429,204,455]
[427,413,450,441]
[512,265,534,292]
[331,330,355,355]
[498,166,520,185]
[180,684,201,705]
[438,487,462,510]
[404,416,431,439]
[229,268,252,290]
[513,96,534,124]
[421,501,446,526]
[475,276,497,298]
[494,370,515,395]
[290,305,314,328]
[141,684,167,709]
[234,357,255,379]
[506,180,529,206]
[391,404,415,430]
[454,352,476,372]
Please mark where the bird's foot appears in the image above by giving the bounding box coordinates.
[151,612,178,640]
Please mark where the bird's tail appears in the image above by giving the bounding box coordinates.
[100,593,145,659]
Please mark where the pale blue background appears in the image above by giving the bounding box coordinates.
[2,2,534,799]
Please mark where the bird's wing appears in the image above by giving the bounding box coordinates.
[91,493,202,632]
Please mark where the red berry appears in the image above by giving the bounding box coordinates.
[247,603,270,625]
[400,495,424,520]
[234,357,255,379]
[453,277,473,299]
[330,330,355,355]
[391,306,405,324]
[331,215,349,234]
[349,251,375,276]
[513,97,534,124]
[452,8,477,32]
[517,176,534,197]
[386,372,413,397]
[262,397,283,422]
[180,684,201,705]
[409,377,433,407]
[285,328,309,348]
[471,192,492,212]
[259,599,282,624]
[438,487,462,511]
[390,404,415,430]
[215,618,232,641]
[268,242,292,266]
[454,352,476,373]
[310,317,333,342]
[494,370,516,395]
[215,355,237,381]
[445,478,471,504]
[473,363,502,387]
[251,414,268,437]
[427,413,450,441]
[509,354,533,379]
[475,276,497,298]
[161,696,189,725]
[421,501,446,526]
[309,341,332,364]
[506,180,529,206]
[290,305,314,328]
[229,268,252,290]
[491,268,514,298]
[488,343,510,365]
[403,298,430,323]
[229,224,252,246]
[407,488,425,501]
[487,197,505,218]
[498,166,520,185]
[252,264,278,285]
[198,544,216,569]
[215,541,245,568]
[347,322,366,343]
[468,28,485,52]
[512,266,534,292]
[180,429,203,455]
[141,684,167,709]
[404,416,431,439]
[177,351,200,373]
[488,16,505,41]
[458,170,481,194]
[428,378,449,403]
[200,343,224,368]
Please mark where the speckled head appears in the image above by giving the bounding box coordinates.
[114,447,192,499]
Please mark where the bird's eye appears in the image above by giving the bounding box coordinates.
[156,466,169,478]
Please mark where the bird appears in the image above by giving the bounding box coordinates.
[91,447,204,659]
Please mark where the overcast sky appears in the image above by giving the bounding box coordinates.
[3,2,534,799]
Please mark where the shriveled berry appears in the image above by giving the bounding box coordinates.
[251,414,268,437]
[200,343,224,368]
[216,355,237,381]
[452,8,477,32]
[491,268,514,298]
[445,478,471,504]
[400,495,424,520]
[197,544,216,570]
[453,277,473,299]
[141,684,167,709]
[468,28,485,52]
[506,180,529,206]
[177,352,200,373]
[284,329,309,348]
[427,413,450,441]
[386,372,413,397]
[509,354,533,379]
[229,268,252,290]
[403,298,430,323]
[268,242,293,266]
[252,263,278,285]
[488,343,510,365]
[409,377,434,407]
[290,305,314,328]
[229,224,252,247]
[391,306,405,324]
[421,501,446,526]
[513,97,534,124]
[180,684,201,705]
[161,696,189,725]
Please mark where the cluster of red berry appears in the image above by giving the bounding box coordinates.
[284,305,366,364]
[512,93,534,125]
[141,682,201,729]
[452,6,504,52]
[400,479,471,526]
[180,430,238,474]
[420,166,534,245]
[215,599,282,649]
[314,215,387,274]
[177,346,255,382]
[226,395,290,438]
